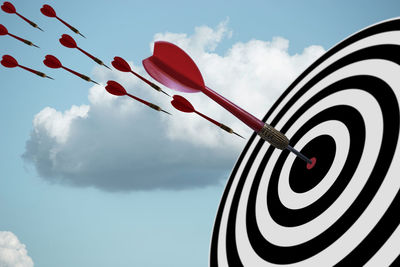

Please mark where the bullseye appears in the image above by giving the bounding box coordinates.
[307,157,317,170]
[290,135,335,193]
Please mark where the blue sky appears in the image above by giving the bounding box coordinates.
[1,0,399,266]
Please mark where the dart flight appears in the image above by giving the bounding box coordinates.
[59,34,110,69]
[43,55,99,84]
[105,80,171,114]
[171,95,244,139]
[112,56,170,96]
[0,24,39,48]
[40,4,85,38]
[1,55,53,79]
[1,1,43,31]
[142,41,312,164]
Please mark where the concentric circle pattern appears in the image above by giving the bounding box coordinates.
[211,18,400,266]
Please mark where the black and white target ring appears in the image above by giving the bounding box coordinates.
[210,18,400,266]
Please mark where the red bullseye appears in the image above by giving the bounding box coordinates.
[306,157,317,170]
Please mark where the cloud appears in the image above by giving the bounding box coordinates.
[22,21,325,192]
[0,231,34,267]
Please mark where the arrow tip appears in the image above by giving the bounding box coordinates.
[233,131,245,139]
[161,109,172,115]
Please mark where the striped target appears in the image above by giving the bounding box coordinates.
[210,18,400,266]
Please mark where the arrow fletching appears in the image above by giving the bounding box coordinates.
[1,55,18,68]
[0,24,8,35]
[143,41,203,93]
[171,95,195,113]
[105,80,127,96]
[111,56,131,72]
[40,4,56,17]
[43,55,62,69]
[1,2,16,13]
[59,34,77,48]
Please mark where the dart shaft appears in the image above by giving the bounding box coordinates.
[202,86,264,131]
[287,145,312,164]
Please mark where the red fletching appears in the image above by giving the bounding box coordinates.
[40,4,56,17]
[171,95,195,113]
[43,55,62,69]
[105,80,127,96]
[1,55,18,68]
[59,34,77,48]
[111,57,131,72]
[143,41,204,93]
[1,2,16,13]
[0,24,8,35]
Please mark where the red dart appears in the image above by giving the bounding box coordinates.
[40,4,85,38]
[59,34,111,69]
[111,56,170,96]
[171,95,244,139]
[43,54,98,84]
[0,24,39,48]
[1,55,53,79]
[105,80,171,115]
[142,41,312,164]
[1,1,43,31]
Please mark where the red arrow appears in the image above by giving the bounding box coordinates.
[40,4,85,38]
[59,34,111,70]
[43,54,99,84]
[105,80,171,115]
[1,1,43,31]
[112,56,170,96]
[0,24,39,48]
[142,41,312,164]
[171,95,244,139]
[1,55,53,79]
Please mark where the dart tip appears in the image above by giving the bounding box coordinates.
[233,132,245,139]
[103,64,112,70]
[45,75,54,80]
[161,109,172,115]
[37,26,44,32]
[161,90,171,97]
[78,32,86,38]
[91,80,100,85]
[32,44,40,48]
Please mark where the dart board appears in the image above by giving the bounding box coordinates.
[210,18,400,266]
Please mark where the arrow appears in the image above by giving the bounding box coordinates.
[0,24,39,48]
[142,41,312,164]
[105,80,171,115]
[112,56,170,96]
[171,95,244,139]
[43,54,99,84]
[40,4,85,38]
[1,55,53,79]
[1,1,43,31]
[59,34,111,70]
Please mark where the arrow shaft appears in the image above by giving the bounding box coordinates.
[77,47,97,62]
[16,12,35,26]
[61,66,84,78]
[7,32,26,43]
[130,70,154,87]
[126,93,151,107]
[194,110,221,127]
[202,86,264,132]
[18,64,42,77]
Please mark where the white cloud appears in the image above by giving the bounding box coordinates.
[23,21,325,191]
[0,231,34,267]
